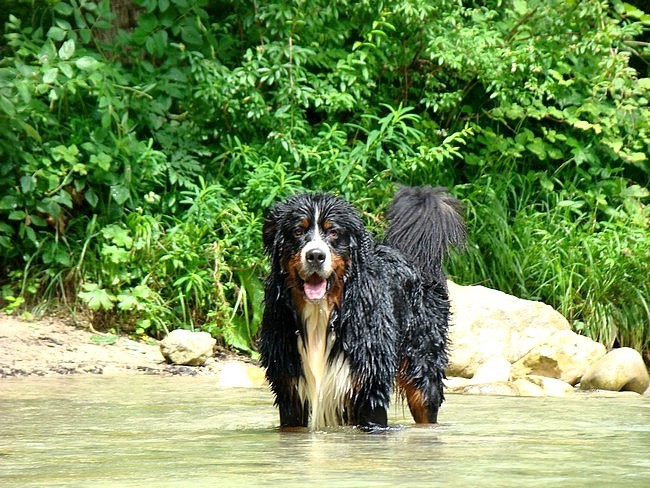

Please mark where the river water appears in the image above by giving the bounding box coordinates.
[1,376,649,487]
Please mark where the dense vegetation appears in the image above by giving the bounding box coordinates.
[1,0,648,355]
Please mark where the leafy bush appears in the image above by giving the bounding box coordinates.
[1,0,648,354]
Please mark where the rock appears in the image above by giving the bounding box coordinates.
[159,329,216,366]
[511,378,545,397]
[510,330,606,385]
[471,357,512,384]
[525,375,574,397]
[448,381,519,396]
[447,375,575,397]
[445,376,473,390]
[579,347,650,394]
[447,281,571,378]
[216,360,267,388]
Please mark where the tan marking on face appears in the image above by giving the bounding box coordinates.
[326,253,348,309]
[287,251,307,311]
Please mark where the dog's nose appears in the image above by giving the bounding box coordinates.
[305,248,326,265]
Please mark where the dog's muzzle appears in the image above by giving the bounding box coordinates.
[300,241,332,301]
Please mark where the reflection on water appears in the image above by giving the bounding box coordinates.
[1,376,649,487]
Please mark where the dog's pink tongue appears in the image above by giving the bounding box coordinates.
[304,277,327,301]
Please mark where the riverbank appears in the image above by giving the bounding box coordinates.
[2,312,648,396]
[0,314,242,378]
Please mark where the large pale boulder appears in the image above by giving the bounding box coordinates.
[159,329,216,366]
[447,282,570,378]
[579,347,650,394]
[510,329,606,385]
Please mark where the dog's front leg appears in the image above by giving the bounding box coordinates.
[274,378,309,429]
[355,401,388,431]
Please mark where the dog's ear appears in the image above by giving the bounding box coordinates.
[349,227,372,269]
[262,202,285,258]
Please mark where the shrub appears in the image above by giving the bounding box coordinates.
[1,0,648,354]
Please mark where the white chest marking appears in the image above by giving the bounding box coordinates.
[297,302,351,429]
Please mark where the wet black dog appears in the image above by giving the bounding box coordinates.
[259,186,465,430]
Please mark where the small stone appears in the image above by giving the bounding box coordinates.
[159,329,216,366]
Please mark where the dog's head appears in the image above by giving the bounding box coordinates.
[263,193,368,305]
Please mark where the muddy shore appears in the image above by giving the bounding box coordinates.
[0,313,244,378]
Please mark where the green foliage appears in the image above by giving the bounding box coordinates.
[1,0,648,354]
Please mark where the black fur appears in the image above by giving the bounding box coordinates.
[259,186,465,430]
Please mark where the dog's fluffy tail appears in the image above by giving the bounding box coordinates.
[385,185,466,285]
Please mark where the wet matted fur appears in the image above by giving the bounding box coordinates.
[259,186,465,430]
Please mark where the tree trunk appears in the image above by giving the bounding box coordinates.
[94,0,141,44]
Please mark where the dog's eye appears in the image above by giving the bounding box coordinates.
[294,228,305,237]
[327,229,338,239]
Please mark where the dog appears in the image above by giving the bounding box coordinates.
[259,186,465,430]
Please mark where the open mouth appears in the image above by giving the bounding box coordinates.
[302,274,329,301]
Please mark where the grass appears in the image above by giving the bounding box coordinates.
[447,172,650,351]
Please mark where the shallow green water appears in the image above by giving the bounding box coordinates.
[1,376,649,487]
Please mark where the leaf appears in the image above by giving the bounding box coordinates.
[52,144,79,163]
[75,56,100,71]
[58,39,75,60]
[526,138,546,159]
[79,28,92,44]
[47,26,67,41]
[19,121,42,142]
[557,200,585,209]
[78,284,116,311]
[513,0,528,16]
[180,19,203,45]
[53,2,74,15]
[621,185,650,199]
[8,210,26,221]
[0,95,16,116]
[573,120,592,131]
[43,68,59,84]
[102,245,130,263]
[110,185,130,205]
[90,334,117,344]
[90,152,112,171]
[117,293,140,311]
[539,174,554,191]
[42,245,71,266]
[85,189,99,208]
[0,196,20,210]
[20,175,35,194]
[36,198,62,217]
[624,152,647,163]
[146,30,168,57]
[101,224,133,248]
